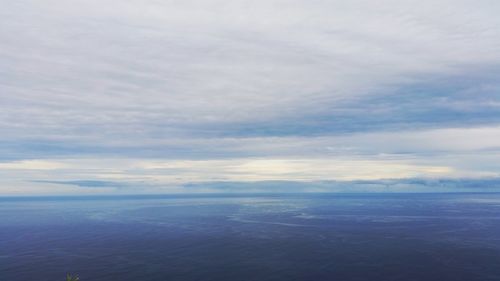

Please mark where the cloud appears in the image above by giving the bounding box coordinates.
[1,0,500,194]
[181,178,500,193]
[2,126,500,194]
[11,177,500,195]
[2,0,500,140]
[0,160,68,170]
[31,180,127,188]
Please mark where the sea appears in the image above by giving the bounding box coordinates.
[2,193,500,281]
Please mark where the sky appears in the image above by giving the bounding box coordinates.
[1,0,500,195]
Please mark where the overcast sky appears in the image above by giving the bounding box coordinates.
[1,0,500,195]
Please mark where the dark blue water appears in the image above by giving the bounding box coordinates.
[2,193,500,281]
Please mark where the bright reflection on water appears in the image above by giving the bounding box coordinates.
[2,193,500,281]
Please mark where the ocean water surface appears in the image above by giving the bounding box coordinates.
[2,193,500,281]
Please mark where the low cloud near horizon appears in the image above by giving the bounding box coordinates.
[1,0,500,194]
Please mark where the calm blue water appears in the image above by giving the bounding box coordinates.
[2,193,500,281]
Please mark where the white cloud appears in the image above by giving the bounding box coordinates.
[1,0,500,194]
[0,160,68,170]
[2,0,500,139]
